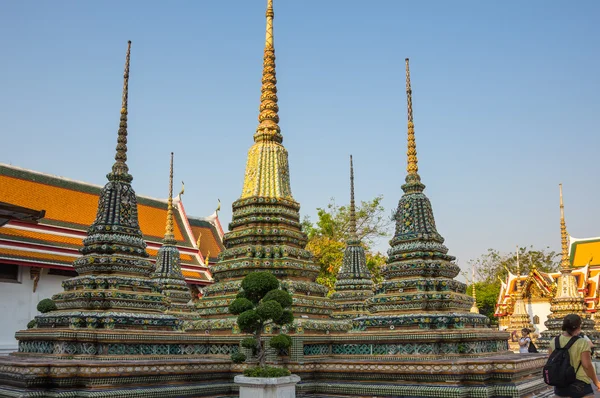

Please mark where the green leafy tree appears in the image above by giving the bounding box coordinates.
[466,282,501,322]
[467,246,559,284]
[229,272,294,374]
[303,196,391,291]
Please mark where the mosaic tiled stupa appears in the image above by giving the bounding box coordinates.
[152,153,197,321]
[27,41,181,335]
[195,0,346,334]
[537,184,599,351]
[330,156,374,319]
[357,59,489,333]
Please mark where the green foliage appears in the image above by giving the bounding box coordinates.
[468,246,559,284]
[244,366,291,378]
[274,310,294,325]
[27,320,36,329]
[466,282,501,322]
[256,300,283,322]
[241,337,258,350]
[240,272,280,303]
[234,273,295,368]
[36,298,56,313]
[231,352,247,363]
[262,289,293,308]
[303,196,391,291]
[269,334,292,350]
[237,310,262,334]
[229,298,254,315]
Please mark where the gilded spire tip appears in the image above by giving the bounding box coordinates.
[164,152,176,243]
[402,57,424,193]
[110,40,132,181]
[349,155,357,240]
[254,0,282,143]
[559,183,570,270]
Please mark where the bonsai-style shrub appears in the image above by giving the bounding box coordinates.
[231,352,247,363]
[27,320,36,329]
[37,298,56,313]
[229,272,294,375]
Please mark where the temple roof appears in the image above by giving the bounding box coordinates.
[0,163,221,284]
[570,236,600,267]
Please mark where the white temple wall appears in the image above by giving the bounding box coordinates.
[0,266,66,355]
[526,300,551,335]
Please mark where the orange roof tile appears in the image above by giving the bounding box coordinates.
[0,247,77,265]
[0,226,83,247]
[191,225,223,260]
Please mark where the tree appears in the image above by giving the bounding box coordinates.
[466,282,501,322]
[302,196,391,291]
[229,272,294,376]
[467,246,560,284]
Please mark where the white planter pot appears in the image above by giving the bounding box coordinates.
[234,374,301,398]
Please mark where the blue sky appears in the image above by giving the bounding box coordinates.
[1,0,598,274]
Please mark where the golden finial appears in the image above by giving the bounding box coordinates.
[349,155,357,239]
[163,152,176,243]
[471,263,477,302]
[403,58,424,192]
[178,181,185,197]
[111,41,132,178]
[254,0,282,143]
[205,250,211,265]
[559,183,570,269]
[216,199,221,213]
[405,58,418,177]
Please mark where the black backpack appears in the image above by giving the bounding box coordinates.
[528,340,538,353]
[542,335,582,387]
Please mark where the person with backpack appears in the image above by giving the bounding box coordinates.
[545,314,600,397]
[519,328,533,353]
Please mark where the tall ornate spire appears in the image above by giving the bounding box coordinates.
[110,40,132,182]
[153,153,196,320]
[349,155,357,239]
[559,183,570,269]
[33,41,181,334]
[254,0,281,144]
[196,0,345,334]
[403,58,424,193]
[359,59,489,333]
[332,155,373,319]
[164,152,176,244]
[537,183,599,351]
[239,0,292,199]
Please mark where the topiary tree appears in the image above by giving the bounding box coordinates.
[37,298,56,313]
[229,272,294,372]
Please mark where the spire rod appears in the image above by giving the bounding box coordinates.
[516,245,522,294]
[254,0,282,143]
[472,263,477,303]
[164,152,176,243]
[349,155,357,239]
[111,41,132,179]
[405,58,419,177]
[559,183,570,269]
[402,58,424,192]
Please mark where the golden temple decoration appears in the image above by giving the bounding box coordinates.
[470,263,479,313]
[240,0,293,200]
[405,58,419,178]
[164,152,176,243]
[559,183,569,270]
[178,181,185,197]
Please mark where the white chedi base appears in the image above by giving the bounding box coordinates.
[234,375,301,398]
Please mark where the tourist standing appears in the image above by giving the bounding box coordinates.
[548,314,600,398]
[519,328,532,353]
